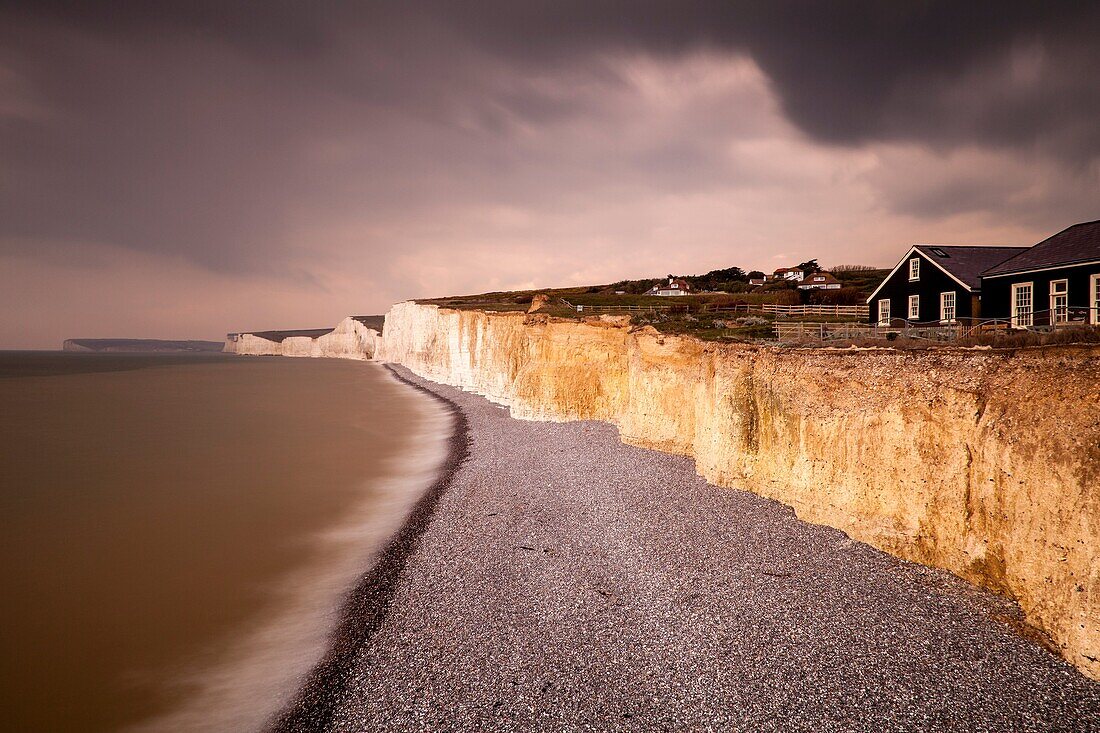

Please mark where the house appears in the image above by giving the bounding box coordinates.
[865,245,1028,326]
[980,220,1100,327]
[748,278,766,287]
[645,277,693,297]
[797,272,842,290]
[768,267,805,282]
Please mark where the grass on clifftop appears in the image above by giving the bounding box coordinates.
[416,270,888,343]
[417,287,797,341]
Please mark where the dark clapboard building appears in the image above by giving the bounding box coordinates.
[979,220,1100,327]
[865,245,1027,326]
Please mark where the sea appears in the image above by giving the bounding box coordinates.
[0,352,450,732]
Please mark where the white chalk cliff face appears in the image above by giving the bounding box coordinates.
[227,317,381,359]
[376,300,1100,680]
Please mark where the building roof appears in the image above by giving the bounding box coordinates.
[912,245,1029,289]
[660,278,692,289]
[804,271,840,283]
[982,220,1100,277]
[865,244,1027,304]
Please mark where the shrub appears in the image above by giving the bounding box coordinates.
[809,287,864,306]
[830,264,878,273]
[1044,326,1100,344]
[958,325,1100,348]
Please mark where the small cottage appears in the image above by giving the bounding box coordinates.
[646,278,693,297]
[768,267,805,282]
[865,245,1027,326]
[797,272,842,291]
[980,220,1100,327]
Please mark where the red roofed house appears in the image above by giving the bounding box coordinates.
[767,267,805,282]
[798,272,842,290]
[646,277,694,296]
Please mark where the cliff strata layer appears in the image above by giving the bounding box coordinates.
[377,301,1100,679]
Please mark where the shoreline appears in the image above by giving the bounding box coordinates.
[119,359,455,733]
[269,364,470,731]
[289,364,1099,730]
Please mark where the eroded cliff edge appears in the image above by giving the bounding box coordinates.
[377,300,1099,679]
[227,317,380,359]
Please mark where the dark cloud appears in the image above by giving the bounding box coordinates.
[337,1,1098,156]
[0,0,1097,328]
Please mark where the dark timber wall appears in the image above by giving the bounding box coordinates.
[982,262,1100,324]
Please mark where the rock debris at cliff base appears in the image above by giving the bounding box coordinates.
[323,367,1099,732]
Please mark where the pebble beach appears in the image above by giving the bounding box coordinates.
[275,365,1100,732]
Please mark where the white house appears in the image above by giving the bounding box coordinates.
[797,272,842,290]
[646,277,693,296]
[767,267,805,282]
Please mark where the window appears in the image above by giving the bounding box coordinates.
[908,294,920,320]
[930,247,948,258]
[909,258,920,281]
[1092,274,1100,325]
[1012,282,1033,328]
[878,299,891,326]
[940,291,956,323]
[1050,279,1068,325]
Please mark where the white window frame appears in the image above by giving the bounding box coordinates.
[1050,279,1069,325]
[909,258,920,281]
[1011,282,1033,328]
[908,294,920,320]
[1091,274,1100,325]
[878,299,891,326]
[940,291,956,323]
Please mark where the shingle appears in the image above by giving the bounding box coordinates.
[983,220,1100,276]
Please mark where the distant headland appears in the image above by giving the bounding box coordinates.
[62,338,225,353]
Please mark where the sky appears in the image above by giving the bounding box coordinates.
[1,1,1098,347]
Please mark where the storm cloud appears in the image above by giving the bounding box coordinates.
[1,1,1098,346]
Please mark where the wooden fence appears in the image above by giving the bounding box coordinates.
[704,303,869,318]
[773,321,876,341]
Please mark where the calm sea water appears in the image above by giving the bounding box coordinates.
[0,352,449,732]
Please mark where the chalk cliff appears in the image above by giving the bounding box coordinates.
[377,300,1100,679]
[228,317,380,359]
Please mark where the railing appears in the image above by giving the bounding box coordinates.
[762,303,870,317]
[778,307,1100,342]
[999,305,1098,329]
[705,303,869,317]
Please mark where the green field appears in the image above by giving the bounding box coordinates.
[417,268,887,341]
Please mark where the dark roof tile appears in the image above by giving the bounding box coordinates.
[983,220,1100,276]
[913,245,1029,289]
